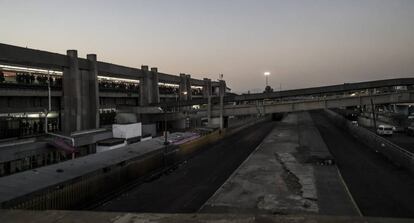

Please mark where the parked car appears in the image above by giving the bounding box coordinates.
[376,125,393,136]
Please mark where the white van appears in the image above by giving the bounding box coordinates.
[376,125,393,136]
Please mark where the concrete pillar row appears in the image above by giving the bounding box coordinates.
[63,50,101,134]
[139,65,151,106]
[203,78,212,98]
[186,74,192,101]
[150,67,160,104]
[179,73,188,101]
[87,54,100,129]
[63,50,81,134]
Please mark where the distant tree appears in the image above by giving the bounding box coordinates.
[264,85,274,93]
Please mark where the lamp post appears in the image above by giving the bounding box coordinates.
[264,72,270,87]
[164,109,169,145]
[45,70,52,133]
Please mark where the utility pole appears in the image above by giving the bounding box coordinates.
[45,70,52,133]
[163,108,169,145]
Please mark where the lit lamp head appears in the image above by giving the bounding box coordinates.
[264,72,271,76]
[182,91,188,95]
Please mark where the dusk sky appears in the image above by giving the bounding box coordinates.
[1,0,414,93]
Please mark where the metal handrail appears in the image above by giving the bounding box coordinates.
[47,132,75,147]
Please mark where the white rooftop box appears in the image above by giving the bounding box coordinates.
[112,123,142,139]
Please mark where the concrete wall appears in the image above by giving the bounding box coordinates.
[142,124,156,137]
[115,113,138,124]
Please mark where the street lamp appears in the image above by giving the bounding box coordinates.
[264,72,270,87]
[158,107,169,145]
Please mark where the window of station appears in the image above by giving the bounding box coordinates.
[0,112,60,140]
[0,64,63,89]
[191,86,203,96]
[98,76,139,93]
[159,83,179,95]
[99,108,117,126]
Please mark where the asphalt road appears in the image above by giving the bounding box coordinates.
[310,111,414,218]
[95,121,276,213]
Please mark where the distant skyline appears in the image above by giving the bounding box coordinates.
[1,0,414,93]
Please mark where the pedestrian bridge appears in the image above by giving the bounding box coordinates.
[208,90,414,116]
[130,77,414,118]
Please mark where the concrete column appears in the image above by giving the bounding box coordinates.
[203,78,212,98]
[151,67,160,104]
[204,78,213,126]
[179,73,188,101]
[63,50,81,134]
[87,54,100,128]
[80,69,90,130]
[186,74,192,101]
[207,95,212,126]
[139,65,151,106]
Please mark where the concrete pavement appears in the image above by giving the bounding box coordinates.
[201,112,358,215]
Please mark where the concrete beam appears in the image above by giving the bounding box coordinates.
[0,43,68,70]
[0,89,62,97]
[97,61,144,80]
[157,72,181,84]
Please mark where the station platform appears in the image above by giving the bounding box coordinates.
[201,112,359,216]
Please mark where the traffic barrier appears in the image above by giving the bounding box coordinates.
[324,109,414,174]
[178,116,269,157]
